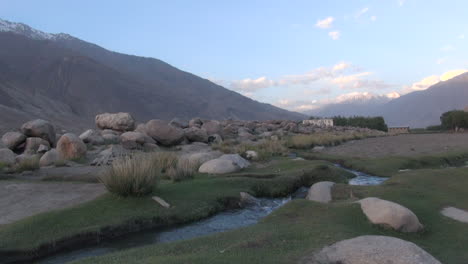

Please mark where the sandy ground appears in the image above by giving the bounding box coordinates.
[321,133,468,158]
[0,182,106,225]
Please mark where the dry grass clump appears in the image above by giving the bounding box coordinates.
[166,158,198,182]
[287,132,371,149]
[213,139,288,161]
[15,156,40,172]
[99,153,160,197]
[149,152,178,173]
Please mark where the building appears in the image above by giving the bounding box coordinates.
[388,127,410,135]
[302,119,334,127]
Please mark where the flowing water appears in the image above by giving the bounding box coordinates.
[37,163,385,264]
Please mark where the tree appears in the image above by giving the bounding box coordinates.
[440,110,468,131]
[332,116,388,132]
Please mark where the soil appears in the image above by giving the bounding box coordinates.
[0,182,106,225]
[321,133,468,158]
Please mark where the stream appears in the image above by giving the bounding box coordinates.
[37,165,386,264]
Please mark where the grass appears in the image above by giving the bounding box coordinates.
[166,158,198,182]
[286,132,375,149]
[14,156,40,173]
[212,139,288,161]
[98,153,160,197]
[0,158,354,253]
[74,167,468,264]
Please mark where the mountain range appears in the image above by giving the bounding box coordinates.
[0,18,304,133]
[306,73,468,128]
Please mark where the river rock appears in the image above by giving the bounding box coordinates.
[57,133,87,160]
[21,119,56,146]
[306,181,335,203]
[39,149,60,167]
[1,132,26,150]
[239,192,258,207]
[184,127,208,143]
[301,235,441,264]
[80,129,105,145]
[218,154,250,169]
[358,197,423,232]
[146,119,184,146]
[95,112,135,132]
[0,148,16,166]
[198,159,240,174]
[24,137,51,154]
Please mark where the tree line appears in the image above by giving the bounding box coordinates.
[331,116,388,132]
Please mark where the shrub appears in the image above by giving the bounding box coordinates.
[98,153,160,197]
[333,116,388,132]
[166,158,197,182]
[15,156,40,172]
[149,152,178,173]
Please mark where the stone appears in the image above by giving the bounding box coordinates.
[201,120,221,135]
[91,145,129,166]
[189,118,203,128]
[39,149,60,167]
[120,131,154,149]
[169,118,188,129]
[208,134,223,144]
[102,134,121,144]
[186,151,223,165]
[1,132,26,150]
[218,154,250,169]
[302,235,441,264]
[358,197,423,232]
[101,129,121,136]
[57,133,87,160]
[198,159,240,174]
[146,119,184,146]
[143,143,160,152]
[79,129,105,145]
[24,137,51,154]
[152,196,171,208]
[95,112,135,132]
[306,181,335,203]
[134,123,148,134]
[0,148,16,166]
[37,144,50,154]
[441,207,468,223]
[245,150,259,161]
[21,119,56,146]
[239,192,258,207]
[184,127,208,143]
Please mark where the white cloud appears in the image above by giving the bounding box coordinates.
[436,57,447,65]
[440,69,468,81]
[316,17,334,29]
[356,7,369,18]
[328,31,341,40]
[398,0,406,6]
[401,69,468,94]
[230,76,275,92]
[370,16,377,22]
[386,91,401,99]
[332,61,352,72]
[441,45,455,52]
[458,34,465,39]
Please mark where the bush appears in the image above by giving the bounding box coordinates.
[15,156,40,172]
[99,153,160,197]
[440,110,468,131]
[333,116,388,132]
[149,152,178,173]
[167,158,197,182]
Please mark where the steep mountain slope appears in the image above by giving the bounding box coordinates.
[0,19,304,133]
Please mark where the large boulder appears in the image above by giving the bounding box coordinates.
[120,131,155,149]
[57,133,87,160]
[169,118,188,129]
[184,127,208,143]
[95,112,135,132]
[186,151,223,165]
[358,197,423,232]
[201,120,221,135]
[24,137,50,154]
[1,132,26,150]
[198,159,240,174]
[21,119,56,146]
[79,129,105,145]
[102,134,121,144]
[39,149,60,167]
[0,148,16,166]
[218,154,250,169]
[306,181,335,203]
[146,119,184,146]
[302,235,441,264]
[189,118,203,128]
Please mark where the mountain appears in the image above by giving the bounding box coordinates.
[306,74,468,128]
[0,18,305,133]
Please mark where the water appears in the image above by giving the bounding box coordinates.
[37,197,290,264]
[334,164,388,186]
[37,163,385,264]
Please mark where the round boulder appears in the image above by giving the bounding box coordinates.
[95,112,135,132]
[0,148,16,166]
[21,119,56,146]
[39,149,60,167]
[301,235,441,264]
[189,118,203,128]
[184,127,208,143]
[306,181,335,203]
[218,154,250,169]
[146,119,184,146]
[24,137,51,154]
[201,120,221,135]
[358,197,423,232]
[57,133,87,160]
[198,159,240,174]
[80,129,105,145]
[1,132,26,150]
[120,131,155,149]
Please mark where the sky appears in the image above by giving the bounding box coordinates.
[1,0,468,112]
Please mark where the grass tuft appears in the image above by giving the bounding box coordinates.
[15,156,40,172]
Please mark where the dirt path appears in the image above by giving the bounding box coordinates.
[0,182,106,225]
[322,133,468,158]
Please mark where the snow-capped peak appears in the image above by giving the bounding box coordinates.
[0,18,70,41]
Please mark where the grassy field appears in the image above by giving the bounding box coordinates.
[74,167,468,264]
[0,159,353,252]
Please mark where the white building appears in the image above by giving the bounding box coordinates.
[302,119,334,127]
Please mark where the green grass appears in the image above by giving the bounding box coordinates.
[212,139,289,161]
[0,158,353,252]
[75,167,468,264]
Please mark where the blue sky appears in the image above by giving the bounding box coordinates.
[1,0,467,111]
